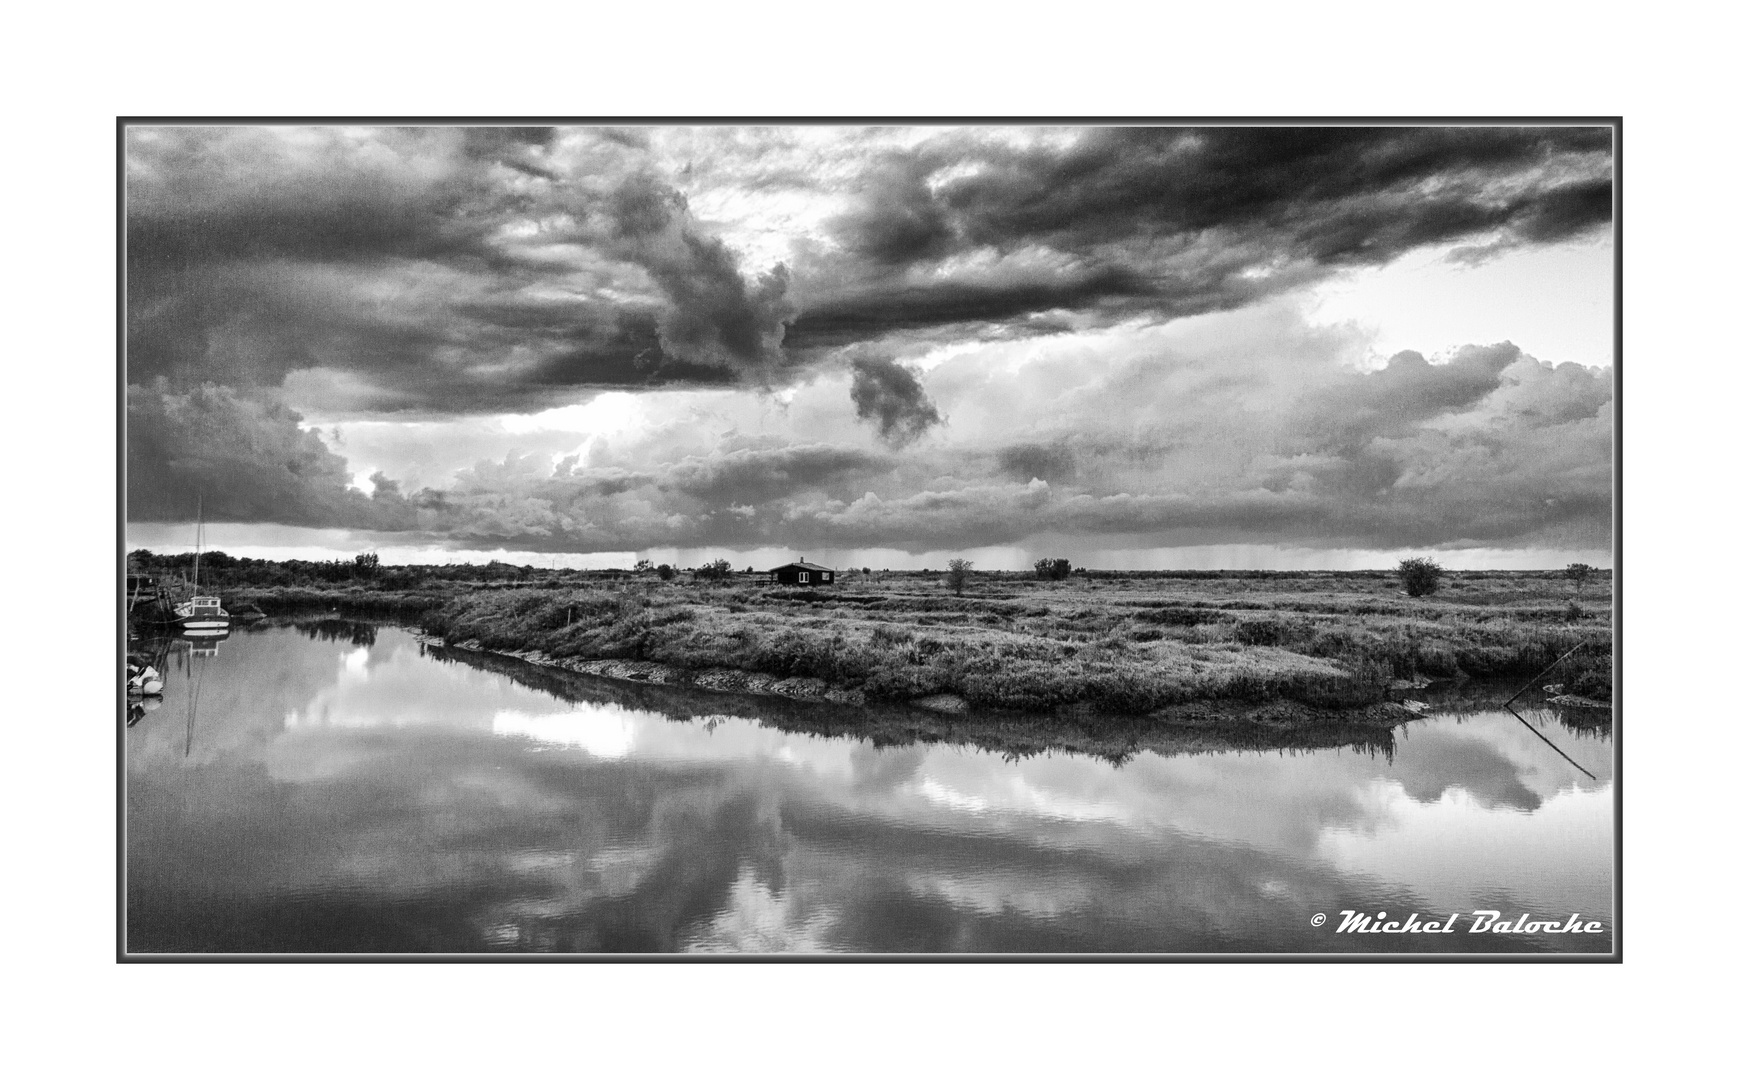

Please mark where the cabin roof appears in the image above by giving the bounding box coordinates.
[768,561,833,573]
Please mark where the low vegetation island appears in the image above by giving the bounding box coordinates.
[128,552,1612,723]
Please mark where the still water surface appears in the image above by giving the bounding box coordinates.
[126,622,1614,954]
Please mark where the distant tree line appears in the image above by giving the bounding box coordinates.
[127,550,560,589]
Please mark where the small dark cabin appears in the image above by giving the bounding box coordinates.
[769,560,834,586]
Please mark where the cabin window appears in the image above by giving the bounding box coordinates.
[799,572,809,583]
[822,572,831,582]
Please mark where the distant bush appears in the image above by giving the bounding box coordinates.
[1034,558,1073,581]
[656,564,676,581]
[945,558,973,596]
[694,559,733,581]
[633,558,655,573]
[1397,557,1443,597]
[1565,563,1595,591]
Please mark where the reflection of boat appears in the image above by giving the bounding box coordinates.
[177,629,230,657]
[171,499,230,635]
[186,638,226,658]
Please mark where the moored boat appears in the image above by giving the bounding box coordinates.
[170,498,231,635]
[173,594,231,634]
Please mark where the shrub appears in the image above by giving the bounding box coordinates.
[1034,558,1073,581]
[1397,557,1443,597]
[945,558,973,596]
[695,559,733,581]
[656,564,676,581]
[1566,563,1595,591]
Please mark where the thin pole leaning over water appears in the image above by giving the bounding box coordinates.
[1504,642,1585,708]
[1504,703,1598,781]
[1501,641,1597,781]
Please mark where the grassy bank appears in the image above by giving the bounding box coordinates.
[223,568,1611,717]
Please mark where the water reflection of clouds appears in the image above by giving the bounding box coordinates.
[683,871,837,953]
[493,705,646,759]
[129,626,1613,953]
[1320,784,1613,920]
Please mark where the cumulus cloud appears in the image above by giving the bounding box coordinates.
[126,381,418,529]
[255,304,1603,555]
[847,357,943,446]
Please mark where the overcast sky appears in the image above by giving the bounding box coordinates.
[125,124,1613,569]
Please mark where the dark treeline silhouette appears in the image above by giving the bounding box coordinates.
[126,550,618,590]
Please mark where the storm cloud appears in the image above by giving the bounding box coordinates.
[126,128,799,413]
[126,380,418,529]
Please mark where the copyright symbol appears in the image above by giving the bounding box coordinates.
[1310,913,1327,927]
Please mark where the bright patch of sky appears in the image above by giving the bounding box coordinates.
[1308,235,1613,370]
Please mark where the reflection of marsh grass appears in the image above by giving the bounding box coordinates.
[440,643,1402,766]
[230,570,1612,718]
[296,618,379,648]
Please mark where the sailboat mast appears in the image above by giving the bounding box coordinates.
[191,496,202,595]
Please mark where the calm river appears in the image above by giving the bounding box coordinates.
[125,621,1615,955]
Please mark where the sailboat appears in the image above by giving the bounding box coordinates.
[172,498,231,637]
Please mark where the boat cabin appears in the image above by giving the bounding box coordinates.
[769,560,835,586]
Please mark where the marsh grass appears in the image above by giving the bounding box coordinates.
[225,569,1612,716]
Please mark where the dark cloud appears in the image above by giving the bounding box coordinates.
[848,357,944,446]
[660,444,888,504]
[125,128,799,413]
[829,154,956,264]
[787,126,1611,341]
[127,125,1612,414]
[126,381,417,528]
[997,442,1078,484]
[939,128,1610,257]
[785,266,1153,351]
